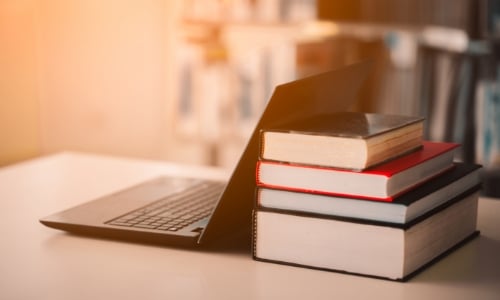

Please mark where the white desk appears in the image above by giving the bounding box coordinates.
[1,152,499,300]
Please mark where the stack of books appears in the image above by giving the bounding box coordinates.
[252,111,482,281]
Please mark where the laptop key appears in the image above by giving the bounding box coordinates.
[156,211,177,218]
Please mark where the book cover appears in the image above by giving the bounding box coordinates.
[260,112,424,170]
[266,112,424,138]
[252,190,480,281]
[256,141,459,200]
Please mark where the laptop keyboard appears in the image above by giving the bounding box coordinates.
[106,180,225,232]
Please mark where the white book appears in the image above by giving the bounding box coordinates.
[253,191,479,281]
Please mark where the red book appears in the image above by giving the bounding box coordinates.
[256,141,459,201]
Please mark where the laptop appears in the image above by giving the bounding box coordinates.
[40,61,371,247]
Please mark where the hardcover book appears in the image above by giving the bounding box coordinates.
[253,190,480,281]
[256,162,481,224]
[256,141,459,201]
[260,112,424,170]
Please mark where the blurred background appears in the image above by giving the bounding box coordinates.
[1,0,500,196]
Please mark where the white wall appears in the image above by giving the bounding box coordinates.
[0,1,303,168]
[0,0,249,168]
[35,0,177,160]
[0,0,40,165]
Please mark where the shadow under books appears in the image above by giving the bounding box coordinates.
[413,236,500,284]
[43,230,252,255]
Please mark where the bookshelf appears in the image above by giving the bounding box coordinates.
[168,0,316,168]
[315,0,500,198]
[167,0,500,197]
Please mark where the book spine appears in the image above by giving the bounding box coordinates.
[258,129,266,160]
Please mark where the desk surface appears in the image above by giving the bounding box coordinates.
[1,152,499,300]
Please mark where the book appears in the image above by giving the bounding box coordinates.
[260,112,424,170]
[252,190,480,281]
[256,162,481,224]
[256,141,459,200]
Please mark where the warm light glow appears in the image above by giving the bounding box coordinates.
[300,21,340,41]
[421,26,468,53]
[0,0,40,165]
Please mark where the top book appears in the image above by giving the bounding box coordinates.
[260,112,424,170]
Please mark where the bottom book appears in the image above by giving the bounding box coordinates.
[252,190,480,281]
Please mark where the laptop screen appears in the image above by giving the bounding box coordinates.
[200,61,373,243]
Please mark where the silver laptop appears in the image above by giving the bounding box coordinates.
[40,61,371,247]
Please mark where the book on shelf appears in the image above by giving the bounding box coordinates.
[260,111,424,170]
[256,141,459,201]
[256,162,482,224]
[252,189,480,281]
